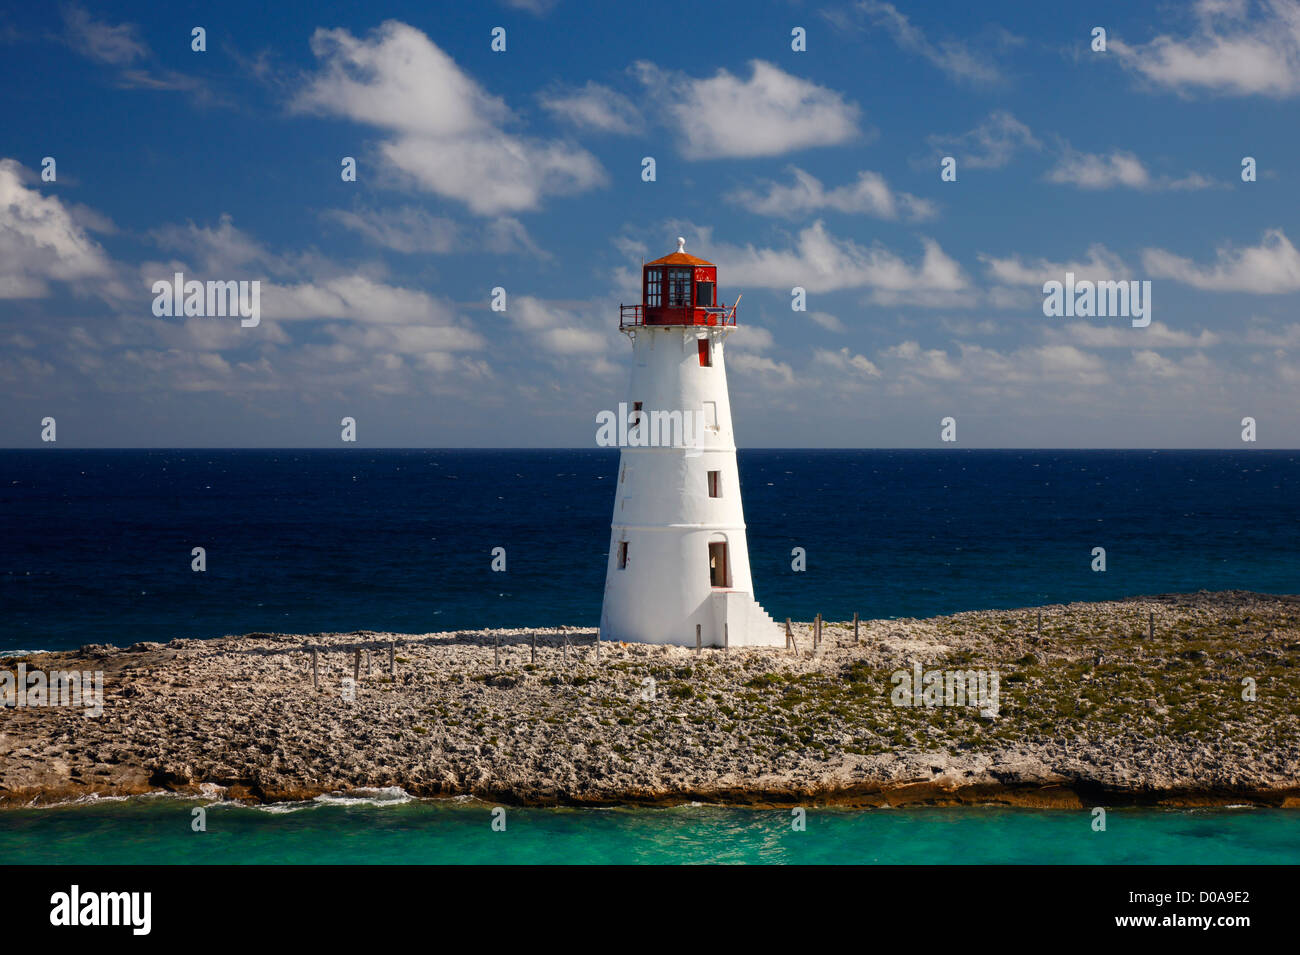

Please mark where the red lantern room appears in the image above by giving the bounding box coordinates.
[620,237,739,329]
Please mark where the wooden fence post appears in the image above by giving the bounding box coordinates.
[854,612,859,644]
[389,641,395,677]
[1037,610,1042,638]
[786,618,798,655]
[1148,611,1154,640]
[311,648,318,690]
[353,648,361,684]
[531,632,536,664]
[494,633,500,668]
[695,624,701,656]
[724,622,729,657]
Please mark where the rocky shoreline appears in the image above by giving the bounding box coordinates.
[2,591,1298,809]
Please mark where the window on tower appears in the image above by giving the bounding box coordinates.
[697,339,712,366]
[667,268,692,307]
[696,281,714,306]
[617,541,629,569]
[644,268,662,307]
[707,470,721,497]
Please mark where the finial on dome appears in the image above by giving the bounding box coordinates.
[676,236,686,254]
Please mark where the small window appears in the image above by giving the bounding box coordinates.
[696,281,715,306]
[644,268,662,307]
[697,339,712,366]
[667,268,692,307]
[707,470,721,497]
[617,541,629,569]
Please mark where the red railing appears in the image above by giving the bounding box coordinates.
[619,304,738,329]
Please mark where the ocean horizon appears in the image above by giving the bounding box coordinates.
[2,448,1297,652]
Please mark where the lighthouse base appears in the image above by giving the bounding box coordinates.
[599,589,785,648]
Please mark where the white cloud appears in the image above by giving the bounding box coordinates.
[880,340,964,380]
[1143,229,1300,292]
[323,206,460,254]
[538,81,642,134]
[500,0,558,13]
[61,4,147,65]
[927,111,1040,169]
[633,60,860,159]
[149,213,272,275]
[882,340,1110,387]
[808,311,845,332]
[0,159,113,298]
[292,21,605,214]
[728,351,795,386]
[727,166,936,220]
[1047,150,1150,189]
[322,206,547,258]
[1045,150,1214,190]
[1111,0,1300,97]
[1045,321,1221,348]
[981,244,1129,286]
[1132,349,1183,378]
[712,221,968,299]
[848,1,1010,84]
[813,346,881,377]
[729,325,775,351]
[510,296,618,356]
[1244,320,1300,345]
[261,276,480,339]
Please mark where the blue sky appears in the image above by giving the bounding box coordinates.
[2,0,1299,447]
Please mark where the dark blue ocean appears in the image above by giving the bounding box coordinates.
[2,449,1298,653]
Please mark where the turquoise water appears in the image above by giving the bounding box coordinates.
[2,798,1296,864]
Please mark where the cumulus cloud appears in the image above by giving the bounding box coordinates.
[882,340,1110,388]
[0,159,113,298]
[727,166,936,221]
[808,311,845,332]
[321,205,547,258]
[1044,321,1221,348]
[711,221,968,301]
[61,4,147,65]
[980,244,1130,286]
[813,346,881,377]
[1111,0,1300,97]
[292,21,605,214]
[1045,149,1214,190]
[509,295,621,358]
[845,0,1012,84]
[322,206,460,254]
[538,81,642,134]
[633,60,861,159]
[1244,320,1300,346]
[1142,228,1300,292]
[728,351,795,386]
[926,111,1040,169]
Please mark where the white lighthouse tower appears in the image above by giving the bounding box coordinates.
[599,239,784,647]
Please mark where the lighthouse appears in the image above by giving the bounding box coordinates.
[598,239,784,648]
